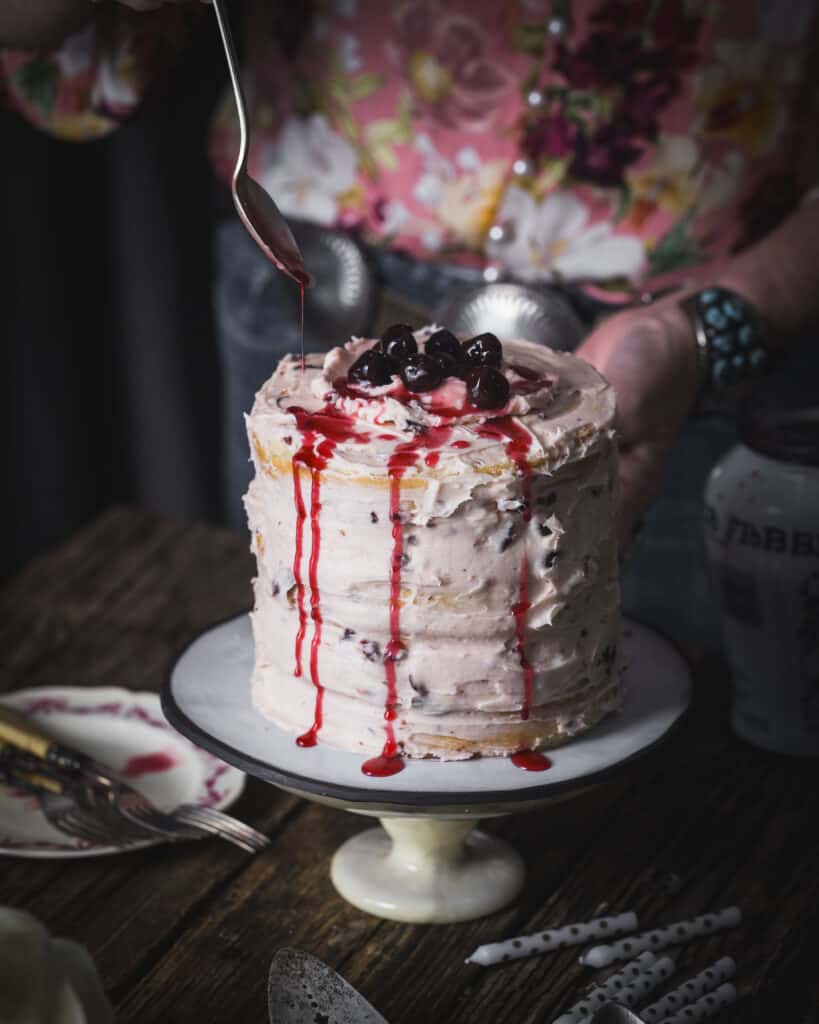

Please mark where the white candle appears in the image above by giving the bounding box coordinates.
[622,956,677,1004]
[552,953,656,1024]
[465,912,639,966]
[552,953,674,1024]
[578,907,742,968]
[640,958,736,1023]
[659,982,737,1023]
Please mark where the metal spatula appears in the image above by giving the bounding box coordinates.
[268,948,387,1024]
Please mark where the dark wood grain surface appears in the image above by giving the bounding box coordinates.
[1,507,818,1024]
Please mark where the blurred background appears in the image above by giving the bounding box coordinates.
[2,13,226,580]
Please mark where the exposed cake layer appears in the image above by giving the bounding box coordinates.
[245,332,620,761]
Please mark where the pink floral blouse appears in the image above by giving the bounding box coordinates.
[4,0,818,292]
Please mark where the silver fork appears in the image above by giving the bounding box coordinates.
[44,790,267,854]
[83,764,270,852]
[0,762,148,848]
[0,707,270,853]
[39,790,147,848]
[40,771,267,853]
[102,782,269,853]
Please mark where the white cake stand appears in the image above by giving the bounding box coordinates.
[162,616,690,924]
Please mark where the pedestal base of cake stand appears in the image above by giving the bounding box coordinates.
[331,816,524,923]
[163,616,691,924]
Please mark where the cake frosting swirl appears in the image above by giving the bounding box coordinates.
[245,327,621,770]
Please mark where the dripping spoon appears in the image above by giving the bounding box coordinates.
[211,0,309,288]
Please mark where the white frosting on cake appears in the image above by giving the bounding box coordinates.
[245,330,621,765]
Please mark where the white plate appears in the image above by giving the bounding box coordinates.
[165,616,690,813]
[0,687,246,858]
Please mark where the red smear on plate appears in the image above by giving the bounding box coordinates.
[122,751,177,777]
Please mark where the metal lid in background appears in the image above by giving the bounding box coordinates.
[435,283,586,351]
[290,222,377,341]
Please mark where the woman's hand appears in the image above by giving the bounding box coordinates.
[575,299,703,549]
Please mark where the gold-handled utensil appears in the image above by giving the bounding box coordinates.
[0,704,269,853]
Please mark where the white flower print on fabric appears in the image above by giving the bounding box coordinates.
[489,186,645,282]
[55,23,96,77]
[260,114,358,227]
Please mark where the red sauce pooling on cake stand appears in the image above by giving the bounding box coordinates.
[361,426,454,777]
[360,752,406,777]
[288,405,368,747]
[510,750,552,771]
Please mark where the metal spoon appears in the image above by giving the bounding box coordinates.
[212,0,309,288]
[268,948,387,1024]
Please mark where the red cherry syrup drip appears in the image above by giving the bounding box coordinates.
[291,459,308,680]
[512,554,533,720]
[478,417,536,730]
[510,749,552,772]
[299,282,305,371]
[361,425,454,777]
[289,406,368,747]
[233,177,309,368]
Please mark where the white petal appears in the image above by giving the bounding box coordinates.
[456,147,481,171]
[293,188,338,227]
[56,23,96,75]
[339,33,361,72]
[305,116,358,192]
[382,200,410,234]
[276,118,312,168]
[536,191,588,245]
[555,232,644,281]
[495,184,537,224]
[414,173,443,206]
[95,55,139,109]
[421,228,444,251]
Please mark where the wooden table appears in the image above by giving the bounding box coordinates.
[2,508,818,1023]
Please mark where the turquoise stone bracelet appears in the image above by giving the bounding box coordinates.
[680,287,771,390]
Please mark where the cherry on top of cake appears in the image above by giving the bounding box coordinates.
[320,324,559,429]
